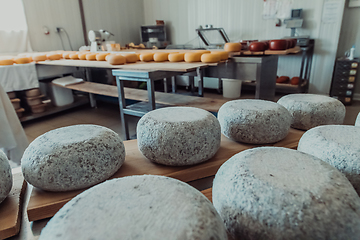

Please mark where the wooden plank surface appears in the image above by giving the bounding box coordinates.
[27,129,304,222]
[201,188,213,203]
[37,59,215,72]
[0,173,27,239]
[63,82,228,113]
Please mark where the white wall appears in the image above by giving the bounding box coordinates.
[143,0,345,95]
[23,0,145,52]
[23,0,84,51]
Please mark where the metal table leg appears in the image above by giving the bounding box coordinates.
[189,76,195,94]
[163,78,168,93]
[196,67,204,97]
[147,78,156,110]
[115,76,130,140]
[85,68,97,108]
[171,76,177,93]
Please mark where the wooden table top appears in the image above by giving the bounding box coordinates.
[26,129,304,222]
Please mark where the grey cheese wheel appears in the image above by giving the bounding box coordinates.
[39,175,228,240]
[277,93,346,130]
[355,112,360,126]
[298,125,360,195]
[217,99,292,144]
[0,150,12,204]
[213,147,360,240]
[21,125,125,191]
[137,107,221,166]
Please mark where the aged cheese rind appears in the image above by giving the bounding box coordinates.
[277,93,346,130]
[0,150,12,204]
[21,125,125,191]
[298,125,360,194]
[39,175,228,240]
[213,147,360,240]
[217,99,292,144]
[137,107,221,166]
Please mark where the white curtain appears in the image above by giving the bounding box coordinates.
[0,0,32,53]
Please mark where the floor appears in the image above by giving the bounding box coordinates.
[22,89,360,145]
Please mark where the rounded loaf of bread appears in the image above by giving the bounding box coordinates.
[213,147,360,240]
[218,99,292,144]
[137,107,221,166]
[0,150,12,204]
[39,175,228,240]
[298,125,360,195]
[277,93,346,130]
[21,125,126,191]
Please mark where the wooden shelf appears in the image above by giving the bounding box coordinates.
[20,96,89,123]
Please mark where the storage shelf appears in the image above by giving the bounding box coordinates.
[20,96,89,123]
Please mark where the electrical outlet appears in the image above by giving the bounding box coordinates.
[56,27,61,33]
[43,26,50,35]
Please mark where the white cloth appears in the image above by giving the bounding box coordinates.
[0,84,28,164]
[0,62,38,92]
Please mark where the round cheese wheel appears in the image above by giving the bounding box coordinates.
[0,150,12,205]
[298,125,360,195]
[0,59,13,65]
[277,94,346,130]
[276,76,290,83]
[69,53,79,60]
[290,76,300,85]
[78,52,90,60]
[135,53,141,61]
[201,53,221,63]
[85,53,97,61]
[137,107,221,166]
[107,54,126,65]
[168,53,184,62]
[140,53,154,62]
[105,54,114,61]
[33,54,47,62]
[39,175,227,240]
[47,53,62,60]
[184,52,202,62]
[224,42,241,52]
[62,52,72,59]
[21,125,126,192]
[121,53,138,63]
[96,53,110,61]
[218,99,292,144]
[195,50,211,54]
[355,112,360,126]
[14,57,31,64]
[211,51,229,61]
[153,52,169,62]
[213,147,360,239]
